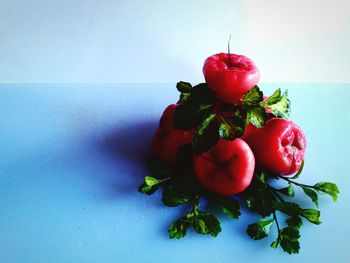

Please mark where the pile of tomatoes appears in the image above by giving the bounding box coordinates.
[152,53,306,195]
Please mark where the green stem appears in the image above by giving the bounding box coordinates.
[159,177,172,184]
[193,194,200,216]
[273,210,281,236]
[269,187,285,202]
[277,175,313,189]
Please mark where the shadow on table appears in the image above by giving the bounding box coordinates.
[95,119,158,198]
[100,120,157,163]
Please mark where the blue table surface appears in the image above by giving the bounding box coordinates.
[1,83,350,263]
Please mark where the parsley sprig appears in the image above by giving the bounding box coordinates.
[243,168,339,254]
[174,83,290,154]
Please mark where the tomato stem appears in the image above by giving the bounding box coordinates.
[227,34,233,67]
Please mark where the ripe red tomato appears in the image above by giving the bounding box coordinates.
[193,139,255,195]
[203,53,260,103]
[242,119,306,175]
[153,104,193,165]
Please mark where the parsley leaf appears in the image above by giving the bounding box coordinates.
[247,218,274,240]
[274,202,302,217]
[302,187,319,207]
[168,196,221,238]
[243,86,263,106]
[263,88,281,105]
[301,209,321,225]
[192,113,220,154]
[168,214,193,239]
[193,212,222,237]
[264,90,291,119]
[206,192,241,219]
[314,182,339,201]
[176,81,192,93]
[286,216,303,229]
[246,106,268,128]
[279,227,301,254]
[162,187,191,207]
[290,160,304,179]
[218,116,245,141]
[277,183,295,197]
[174,83,215,130]
[138,176,162,195]
[267,90,290,118]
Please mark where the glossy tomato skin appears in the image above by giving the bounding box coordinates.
[153,104,193,166]
[193,139,255,195]
[203,53,260,103]
[242,119,306,175]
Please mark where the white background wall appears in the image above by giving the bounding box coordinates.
[0,0,349,83]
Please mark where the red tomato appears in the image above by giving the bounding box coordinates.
[153,104,193,165]
[203,53,260,103]
[193,139,255,195]
[242,119,306,175]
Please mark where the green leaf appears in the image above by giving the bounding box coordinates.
[176,81,192,93]
[179,92,191,104]
[138,176,162,195]
[145,176,160,186]
[243,86,263,106]
[192,113,220,154]
[286,216,303,229]
[162,188,190,207]
[246,218,274,240]
[266,90,291,119]
[138,182,160,195]
[280,227,301,254]
[274,202,302,217]
[281,227,300,242]
[173,83,215,130]
[207,193,241,219]
[193,212,222,237]
[193,218,208,234]
[280,239,300,254]
[168,215,193,239]
[314,182,339,201]
[302,187,319,207]
[271,239,280,249]
[245,187,274,217]
[190,83,216,105]
[290,160,304,179]
[219,116,245,141]
[263,88,281,105]
[301,209,321,225]
[277,183,295,197]
[246,106,268,128]
[257,172,267,184]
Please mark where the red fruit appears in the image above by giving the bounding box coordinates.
[242,119,306,175]
[203,53,260,104]
[153,104,193,166]
[159,104,176,130]
[193,139,255,195]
